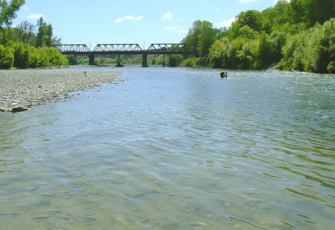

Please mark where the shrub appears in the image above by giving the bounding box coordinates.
[0,45,14,69]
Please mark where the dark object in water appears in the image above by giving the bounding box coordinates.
[220,72,227,78]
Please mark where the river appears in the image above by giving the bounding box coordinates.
[0,67,334,229]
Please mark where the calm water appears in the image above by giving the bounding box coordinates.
[0,67,334,229]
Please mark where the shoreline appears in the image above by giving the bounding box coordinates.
[0,69,123,112]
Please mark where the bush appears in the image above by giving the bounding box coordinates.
[12,42,30,68]
[0,45,14,69]
[66,55,77,65]
[168,55,183,67]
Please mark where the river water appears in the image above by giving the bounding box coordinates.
[0,67,334,229]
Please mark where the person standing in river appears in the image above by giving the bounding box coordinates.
[220,72,228,78]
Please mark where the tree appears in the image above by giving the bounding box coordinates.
[236,10,263,32]
[168,55,177,67]
[35,17,61,47]
[0,26,13,44]
[15,20,35,44]
[152,57,156,65]
[45,23,52,47]
[35,17,46,47]
[290,0,335,27]
[197,21,216,57]
[0,0,25,30]
[0,44,14,68]
[182,20,202,56]
[304,0,335,26]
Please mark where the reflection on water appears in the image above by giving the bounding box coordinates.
[0,67,334,229]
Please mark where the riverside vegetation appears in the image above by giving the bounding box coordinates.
[67,0,335,74]
[172,0,335,74]
[0,0,68,69]
[1,0,334,73]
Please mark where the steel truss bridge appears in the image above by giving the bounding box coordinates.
[57,43,191,67]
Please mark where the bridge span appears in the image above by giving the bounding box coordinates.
[57,43,191,67]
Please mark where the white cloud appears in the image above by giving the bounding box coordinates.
[115,15,143,23]
[216,8,221,11]
[23,6,29,11]
[166,26,177,30]
[162,12,173,20]
[218,16,236,28]
[115,18,124,23]
[27,14,43,19]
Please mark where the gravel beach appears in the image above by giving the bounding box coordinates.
[0,69,123,112]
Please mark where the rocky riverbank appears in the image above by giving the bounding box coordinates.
[0,69,123,112]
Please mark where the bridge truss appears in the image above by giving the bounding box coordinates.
[93,44,143,54]
[57,43,191,55]
[146,43,189,54]
[57,44,91,54]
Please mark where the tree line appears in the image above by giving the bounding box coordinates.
[177,0,335,74]
[0,0,68,69]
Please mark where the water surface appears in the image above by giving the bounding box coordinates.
[1,67,334,229]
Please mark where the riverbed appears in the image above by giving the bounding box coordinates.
[0,67,334,229]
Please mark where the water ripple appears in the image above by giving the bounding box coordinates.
[1,68,335,229]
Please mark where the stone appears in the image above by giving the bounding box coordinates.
[10,106,28,112]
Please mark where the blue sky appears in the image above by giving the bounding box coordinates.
[13,0,282,49]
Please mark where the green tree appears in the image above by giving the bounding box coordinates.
[0,44,14,68]
[0,26,13,44]
[45,24,52,47]
[152,57,156,65]
[236,10,263,32]
[12,41,30,68]
[209,37,230,68]
[197,21,217,57]
[0,0,25,30]
[182,20,202,57]
[304,0,335,27]
[14,20,35,44]
[35,17,46,47]
[35,17,60,47]
[257,32,272,68]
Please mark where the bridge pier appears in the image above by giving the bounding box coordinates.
[89,54,95,65]
[163,54,165,67]
[74,54,78,64]
[142,54,148,67]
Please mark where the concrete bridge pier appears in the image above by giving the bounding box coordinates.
[89,54,95,65]
[116,54,122,67]
[74,54,78,64]
[142,54,148,67]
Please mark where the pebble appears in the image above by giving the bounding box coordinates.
[35,214,50,219]
[189,221,207,226]
[0,69,123,112]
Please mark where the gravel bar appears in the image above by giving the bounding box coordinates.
[0,69,123,112]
